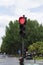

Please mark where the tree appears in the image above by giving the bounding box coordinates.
[1,19,43,54]
[26,19,43,46]
[1,21,21,54]
[28,42,43,54]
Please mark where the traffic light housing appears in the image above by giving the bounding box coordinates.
[19,15,27,37]
[20,25,25,36]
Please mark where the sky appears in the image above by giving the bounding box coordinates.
[0,0,43,46]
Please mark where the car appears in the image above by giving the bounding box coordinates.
[26,53,33,60]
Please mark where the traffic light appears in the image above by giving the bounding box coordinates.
[20,25,25,36]
[19,15,27,37]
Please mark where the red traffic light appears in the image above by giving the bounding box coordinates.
[19,17,25,25]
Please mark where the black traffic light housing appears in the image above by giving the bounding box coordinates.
[19,15,27,37]
[20,25,25,36]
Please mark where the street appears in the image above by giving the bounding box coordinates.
[0,56,19,65]
[0,55,43,65]
[0,54,20,65]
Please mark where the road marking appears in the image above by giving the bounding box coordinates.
[0,59,5,62]
[26,63,39,65]
[33,64,39,65]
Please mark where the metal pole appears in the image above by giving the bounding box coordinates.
[34,52,36,63]
[22,37,24,58]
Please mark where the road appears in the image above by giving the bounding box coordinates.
[0,55,43,65]
[24,59,43,65]
[0,55,19,65]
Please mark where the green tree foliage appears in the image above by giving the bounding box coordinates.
[1,20,21,54]
[25,19,43,47]
[28,42,43,54]
[1,19,43,54]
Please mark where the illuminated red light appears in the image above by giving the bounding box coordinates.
[19,17,25,25]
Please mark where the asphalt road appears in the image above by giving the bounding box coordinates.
[24,59,43,65]
[0,55,43,65]
[0,56,19,65]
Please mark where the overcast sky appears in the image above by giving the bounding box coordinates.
[0,0,43,46]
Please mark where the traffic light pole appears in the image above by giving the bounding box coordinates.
[19,36,24,65]
[19,15,27,65]
[22,37,24,58]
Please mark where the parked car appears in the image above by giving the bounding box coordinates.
[26,53,33,60]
